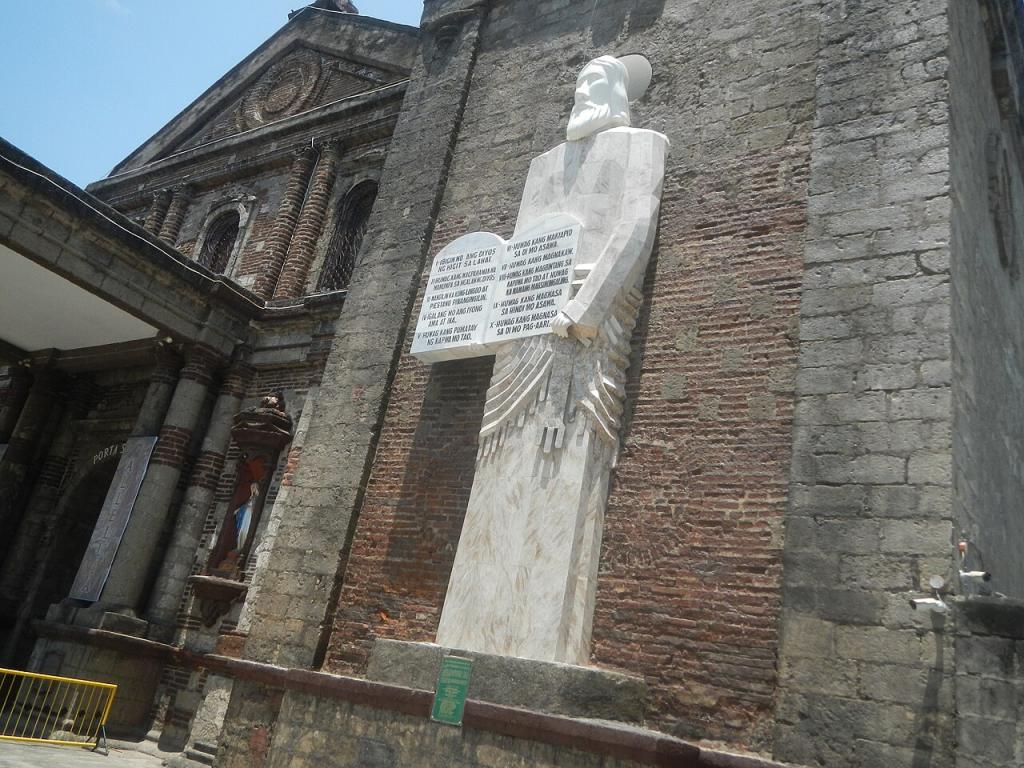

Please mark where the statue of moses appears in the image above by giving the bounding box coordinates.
[433,55,669,665]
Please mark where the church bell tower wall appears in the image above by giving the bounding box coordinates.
[325,0,818,748]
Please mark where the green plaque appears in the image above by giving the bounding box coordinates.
[430,655,473,726]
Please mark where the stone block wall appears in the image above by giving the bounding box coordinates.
[256,691,654,768]
[324,0,816,748]
[150,309,341,748]
[948,0,1024,598]
[955,599,1024,768]
[775,1,955,766]
[29,637,163,736]
[231,0,490,675]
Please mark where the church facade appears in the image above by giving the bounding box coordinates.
[1,1,1023,767]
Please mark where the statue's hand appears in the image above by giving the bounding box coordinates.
[551,311,593,347]
[551,311,574,338]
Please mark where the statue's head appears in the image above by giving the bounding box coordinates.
[566,56,631,141]
[261,391,285,411]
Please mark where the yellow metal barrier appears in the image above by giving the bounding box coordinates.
[0,667,116,752]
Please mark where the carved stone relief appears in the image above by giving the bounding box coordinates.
[178,48,394,152]
[238,49,325,131]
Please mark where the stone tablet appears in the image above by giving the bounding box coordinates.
[410,216,581,363]
[69,435,158,602]
[484,218,580,345]
[411,232,502,362]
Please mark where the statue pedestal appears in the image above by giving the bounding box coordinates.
[45,599,149,637]
[366,639,647,724]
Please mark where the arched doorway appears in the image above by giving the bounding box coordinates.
[1,454,119,667]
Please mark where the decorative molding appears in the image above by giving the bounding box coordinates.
[238,49,326,132]
[89,85,407,205]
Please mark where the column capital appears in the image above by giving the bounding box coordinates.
[149,341,183,384]
[180,343,224,386]
[221,345,255,398]
[314,139,344,159]
[290,145,320,164]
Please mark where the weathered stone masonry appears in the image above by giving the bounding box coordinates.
[5,2,1024,767]
[325,0,815,749]
[776,1,958,767]
[0,7,421,748]
[230,0,487,672]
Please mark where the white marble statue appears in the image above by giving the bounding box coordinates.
[434,55,669,665]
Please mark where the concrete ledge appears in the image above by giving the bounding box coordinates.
[33,619,175,660]
[26,624,798,767]
[367,639,647,723]
[957,596,1024,638]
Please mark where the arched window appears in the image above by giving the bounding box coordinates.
[318,181,377,291]
[199,210,241,274]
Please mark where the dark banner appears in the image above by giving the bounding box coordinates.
[69,435,158,603]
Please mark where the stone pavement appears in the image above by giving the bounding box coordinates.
[0,742,165,767]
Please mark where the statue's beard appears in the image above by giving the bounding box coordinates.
[566,102,629,141]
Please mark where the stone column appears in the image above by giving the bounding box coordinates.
[230,0,492,671]
[143,189,172,235]
[146,348,252,630]
[273,143,342,300]
[99,345,220,612]
[133,344,183,438]
[0,370,64,548]
[158,185,192,246]
[0,367,31,444]
[53,345,178,616]
[253,147,318,299]
[0,408,77,662]
[0,408,77,593]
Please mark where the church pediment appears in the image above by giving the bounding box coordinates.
[177,45,398,152]
[107,10,418,175]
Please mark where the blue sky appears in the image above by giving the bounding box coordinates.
[0,1,424,187]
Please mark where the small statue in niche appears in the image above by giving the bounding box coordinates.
[231,391,292,444]
[206,392,293,578]
[230,458,265,554]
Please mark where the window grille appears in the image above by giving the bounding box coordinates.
[318,182,377,292]
[199,210,241,274]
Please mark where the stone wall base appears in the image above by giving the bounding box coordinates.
[366,639,648,724]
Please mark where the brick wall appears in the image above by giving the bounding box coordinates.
[174,165,291,286]
[323,0,816,749]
